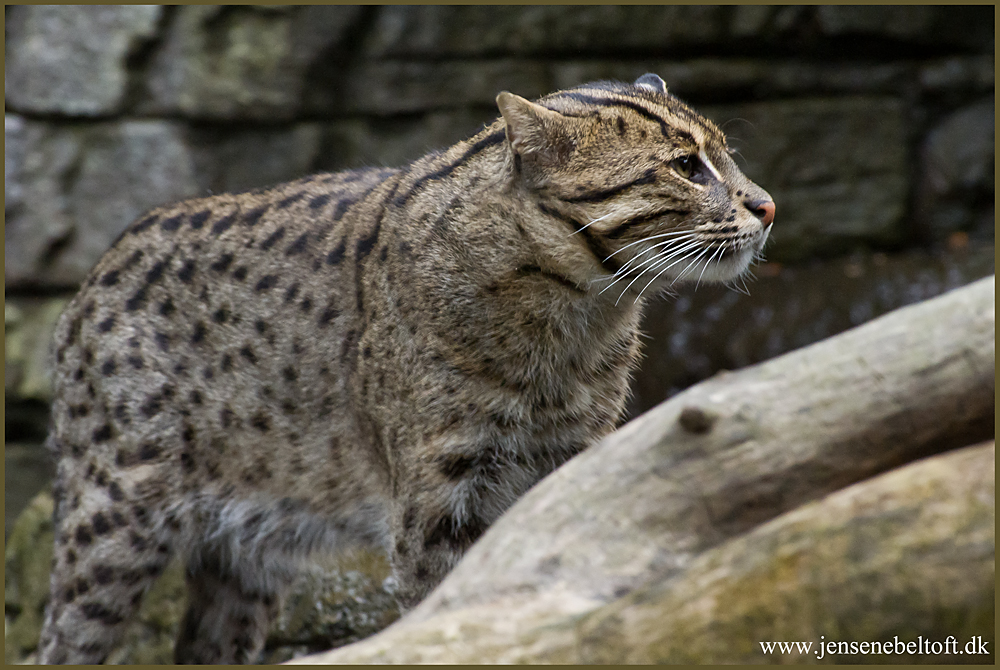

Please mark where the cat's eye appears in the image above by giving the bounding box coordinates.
[671,155,698,180]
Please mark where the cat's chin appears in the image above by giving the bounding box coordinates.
[632,224,770,293]
[646,245,759,288]
[594,246,760,302]
[694,248,759,283]
[691,227,770,285]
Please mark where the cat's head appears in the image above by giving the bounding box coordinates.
[498,73,773,301]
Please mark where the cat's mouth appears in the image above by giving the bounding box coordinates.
[590,214,772,302]
[594,222,770,302]
[702,223,769,280]
[717,223,770,262]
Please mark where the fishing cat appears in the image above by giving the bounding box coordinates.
[38,73,774,664]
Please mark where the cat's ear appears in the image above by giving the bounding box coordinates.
[634,73,667,94]
[496,92,573,165]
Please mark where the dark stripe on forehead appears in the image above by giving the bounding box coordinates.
[564,91,703,145]
[562,92,674,139]
[394,129,505,206]
[624,87,710,128]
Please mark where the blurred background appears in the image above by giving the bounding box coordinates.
[5,5,995,535]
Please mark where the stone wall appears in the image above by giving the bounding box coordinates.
[4,5,995,523]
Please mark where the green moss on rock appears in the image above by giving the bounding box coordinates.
[4,491,54,664]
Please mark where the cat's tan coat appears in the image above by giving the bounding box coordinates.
[38,73,773,664]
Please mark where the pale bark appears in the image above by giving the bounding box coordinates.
[291,276,995,664]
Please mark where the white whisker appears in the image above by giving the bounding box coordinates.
[729,275,750,296]
[602,240,702,299]
[670,247,711,287]
[606,236,696,282]
[569,212,613,236]
[694,242,726,289]
[603,230,693,261]
[740,276,751,294]
[595,238,697,290]
[628,244,705,305]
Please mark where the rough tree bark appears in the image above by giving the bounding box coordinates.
[291,275,994,664]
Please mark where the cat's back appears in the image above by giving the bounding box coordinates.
[49,165,401,503]
[69,165,400,329]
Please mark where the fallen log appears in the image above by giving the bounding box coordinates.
[298,443,995,663]
[292,276,994,664]
[574,441,995,665]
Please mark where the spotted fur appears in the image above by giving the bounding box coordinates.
[38,74,773,664]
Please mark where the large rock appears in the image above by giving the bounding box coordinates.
[914,99,995,241]
[920,56,995,94]
[318,110,496,173]
[4,5,162,116]
[5,493,55,664]
[4,115,28,230]
[571,442,994,664]
[5,115,81,288]
[262,551,399,663]
[702,97,907,262]
[305,59,552,117]
[360,6,993,59]
[5,298,69,403]
[298,443,994,664]
[555,55,991,101]
[310,53,993,119]
[816,5,993,48]
[362,6,731,58]
[189,123,323,195]
[312,57,911,116]
[4,443,54,538]
[142,6,362,121]
[4,119,199,288]
[816,5,935,40]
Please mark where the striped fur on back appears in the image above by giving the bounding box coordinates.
[38,74,773,664]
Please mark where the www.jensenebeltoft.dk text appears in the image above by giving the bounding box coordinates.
[760,636,990,659]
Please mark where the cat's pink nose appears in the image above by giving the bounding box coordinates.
[748,199,775,226]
